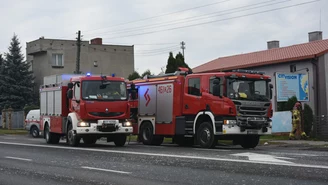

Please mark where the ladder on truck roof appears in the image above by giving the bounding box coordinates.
[143,67,192,79]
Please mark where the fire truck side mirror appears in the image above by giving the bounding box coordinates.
[269,84,273,99]
[131,90,137,100]
[68,82,74,89]
[67,89,73,99]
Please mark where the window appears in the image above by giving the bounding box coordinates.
[290,64,296,72]
[209,77,223,97]
[188,78,200,96]
[52,54,64,67]
[74,82,81,100]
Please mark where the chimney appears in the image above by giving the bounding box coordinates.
[91,38,103,45]
[308,31,322,42]
[267,40,279,49]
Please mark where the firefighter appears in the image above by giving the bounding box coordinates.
[289,102,307,140]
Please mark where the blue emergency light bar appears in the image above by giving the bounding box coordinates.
[232,69,265,75]
[86,72,91,76]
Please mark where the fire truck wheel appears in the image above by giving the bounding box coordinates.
[114,134,127,147]
[140,122,154,145]
[151,136,164,146]
[67,124,80,147]
[83,137,97,145]
[30,126,39,138]
[240,135,260,149]
[197,122,216,148]
[45,125,60,144]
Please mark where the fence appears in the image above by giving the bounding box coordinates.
[1,110,25,129]
[314,116,328,141]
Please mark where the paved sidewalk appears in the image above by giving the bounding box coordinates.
[267,139,328,146]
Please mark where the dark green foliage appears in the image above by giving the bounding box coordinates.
[277,96,298,111]
[303,103,314,135]
[165,52,191,74]
[128,69,153,81]
[23,104,40,116]
[128,71,141,81]
[165,52,177,74]
[0,34,35,111]
[141,69,152,78]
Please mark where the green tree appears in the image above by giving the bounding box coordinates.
[165,52,177,74]
[0,54,5,111]
[165,52,191,74]
[0,34,35,110]
[141,69,152,78]
[128,71,141,81]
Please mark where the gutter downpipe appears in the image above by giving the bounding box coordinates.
[311,56,319,138]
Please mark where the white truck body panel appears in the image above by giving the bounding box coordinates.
[137,82,174,124]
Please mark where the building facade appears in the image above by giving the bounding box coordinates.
[26,37,134,88]
[193,31,328,139]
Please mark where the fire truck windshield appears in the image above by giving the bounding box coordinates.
[81,80,127,101]
[227,78,270,102]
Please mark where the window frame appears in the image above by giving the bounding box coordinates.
[52,53,64,67]
[188,77,201,96]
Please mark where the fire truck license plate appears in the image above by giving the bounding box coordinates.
[103,120,116,124]
[247,130,258,134]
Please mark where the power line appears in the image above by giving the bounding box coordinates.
[135,48,181,56]
[135,45,180,52]
[102,0,319,40]
[84,0,284,38]
[135,47,181,54]
[81,0,232,34]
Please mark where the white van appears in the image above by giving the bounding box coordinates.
[25,109,41,138]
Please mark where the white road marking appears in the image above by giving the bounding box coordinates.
[194,148,231,152]
[1,137,17,140]
[232,152,293,164]
[269,152,321,157]
[81,166,131,174]
[1,141,328,170]
[5,156,32,162]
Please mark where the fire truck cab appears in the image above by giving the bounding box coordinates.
[40,73,133,147]
[128,68,273,149]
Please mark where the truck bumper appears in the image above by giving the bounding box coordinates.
[76,123,133,135]
[221,125,272,135]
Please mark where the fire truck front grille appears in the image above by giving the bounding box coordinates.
[89,112,124,117]
[238,106,268,117]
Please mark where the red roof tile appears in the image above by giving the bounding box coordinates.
[193,39,328,73]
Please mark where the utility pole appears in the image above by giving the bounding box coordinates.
[75,30,81,74]
[180,41,186,58]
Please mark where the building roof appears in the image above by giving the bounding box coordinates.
[193,39,328,73]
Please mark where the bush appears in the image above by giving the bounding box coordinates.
[23,105,40,116]
[303,103,314,136]
[277,96,298,111]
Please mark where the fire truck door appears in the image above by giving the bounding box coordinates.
[183,77,203,115]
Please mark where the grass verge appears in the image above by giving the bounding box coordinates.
[0,129,28,135]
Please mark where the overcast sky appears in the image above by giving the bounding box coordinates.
[0,0,327,75]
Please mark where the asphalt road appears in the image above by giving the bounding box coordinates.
[0,135,328,185]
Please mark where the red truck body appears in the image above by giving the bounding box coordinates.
[40,74,133,147]
[127,69,273,148]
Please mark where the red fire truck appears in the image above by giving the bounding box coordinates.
[127,68,273,148]
[40,73,133,147]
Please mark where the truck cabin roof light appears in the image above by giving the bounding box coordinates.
[112,73,115,77]
[232,69,265,75]
[86,72,91,77]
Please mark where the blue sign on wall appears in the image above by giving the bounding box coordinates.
[276,73,309,102]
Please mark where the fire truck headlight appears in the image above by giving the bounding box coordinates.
[77,121,90,127]
[123,121,132,127]
[224,120,237,125]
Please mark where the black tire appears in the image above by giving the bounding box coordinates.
[197,122,217,148]
[67,124,80,147]
[175,136,194,147]
[114,134,127,147]
[45,125,60,144]
[30,126,39,138]
[83,137,97,145]
[140,122,154,145]
[151,136,164,146]
[240,135,260,149]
